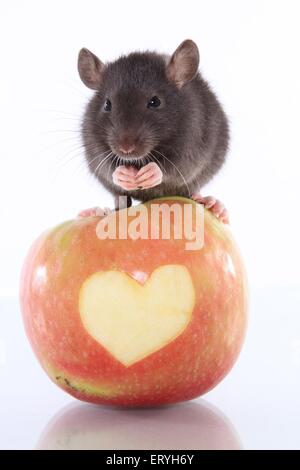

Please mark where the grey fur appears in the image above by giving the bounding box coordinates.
[78,40,229,206]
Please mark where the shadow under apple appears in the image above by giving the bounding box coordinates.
[37,399,242,450]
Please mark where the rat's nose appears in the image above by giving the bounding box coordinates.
[119,143,136,154]
[118,137,136,154]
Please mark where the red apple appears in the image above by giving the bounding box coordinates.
[20,197,248,407]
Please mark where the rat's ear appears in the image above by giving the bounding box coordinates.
[166,40,199,88]
[78,48,105,90]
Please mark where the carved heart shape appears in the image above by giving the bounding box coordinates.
[79,265,195,366]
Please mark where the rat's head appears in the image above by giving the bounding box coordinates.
[78,40,199,163]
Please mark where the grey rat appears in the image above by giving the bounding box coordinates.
[77,40,230,222]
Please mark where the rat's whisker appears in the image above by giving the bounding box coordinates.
[149,152,166,174]
[40,136,86,153]
[94,152,114,176]
[88,149,112,163]
[152,149,191,196]
[91,153,110,175]
[107,154,117,180]
[57,147,110,172]
[51,147,95,183]
[94,152,113,173]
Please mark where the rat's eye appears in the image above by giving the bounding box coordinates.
[147,96,161,109]
[104,99,112,112]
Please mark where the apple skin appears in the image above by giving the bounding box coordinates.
[20,197,248,407]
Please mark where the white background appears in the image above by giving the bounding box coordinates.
[0,0,300,450]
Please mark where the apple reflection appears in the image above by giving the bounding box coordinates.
[37,399,242,450]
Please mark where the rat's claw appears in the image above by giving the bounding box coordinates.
[77,207,111,218]
[136,162,163,189]
[192,194,229,224]
[112,166,138,191]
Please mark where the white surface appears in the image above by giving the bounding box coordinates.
[1,288,300,450]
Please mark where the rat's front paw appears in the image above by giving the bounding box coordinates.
[78,207,111,218]
[112,166,139,191]
[136,162,163,189]
[192,194,229,224]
